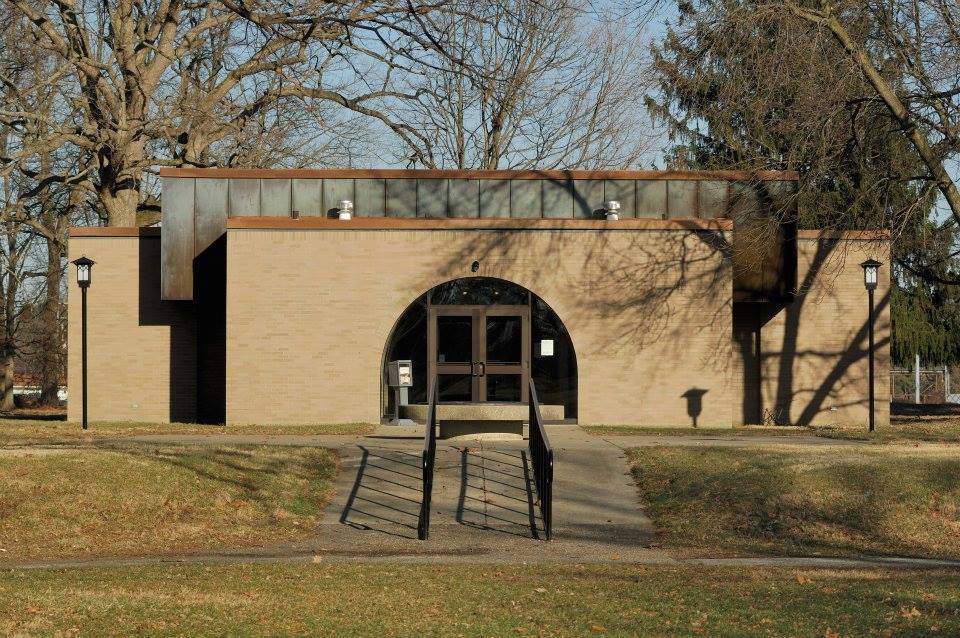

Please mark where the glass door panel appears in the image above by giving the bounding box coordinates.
[486,374,522,402]
[438,374,473,401]
[486,316,522,364]
[430,305,529,403]
[437,315,473,363]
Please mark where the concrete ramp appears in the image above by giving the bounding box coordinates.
[316,426,658,561]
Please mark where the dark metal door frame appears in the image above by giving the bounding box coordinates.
[427,303,530,402]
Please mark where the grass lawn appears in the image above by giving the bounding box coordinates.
[813,418,960,443]
[585,420,960,443]
[0,444,336,561]
[0,419,375,445]
[629,446,960,559]
[583,425,812,438]
[1,564,958,636]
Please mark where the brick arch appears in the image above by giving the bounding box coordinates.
[379,275,579,419]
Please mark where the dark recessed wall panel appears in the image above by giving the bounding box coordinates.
[448,179,480,218]
[355,178,386,217]
[292,178,323,216]
[161,177,195,300]
[228,179,260,217]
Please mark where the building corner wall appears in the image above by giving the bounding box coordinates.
[732,235,891,427]
[67,235,197,423]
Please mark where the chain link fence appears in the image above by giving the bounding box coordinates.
[891,365,960,404]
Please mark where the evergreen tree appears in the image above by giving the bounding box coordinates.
[647,1,959,365]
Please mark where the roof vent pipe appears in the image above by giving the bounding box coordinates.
[604,200,621,221]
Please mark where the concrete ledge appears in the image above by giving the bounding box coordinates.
[405,402,564,422]
[439,420,523,440]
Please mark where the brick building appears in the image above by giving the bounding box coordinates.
[67,168,890,427]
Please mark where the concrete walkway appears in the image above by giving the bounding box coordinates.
[118,428,866,450]
[312,426,659,562]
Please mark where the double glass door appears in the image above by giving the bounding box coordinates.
[428,305,530,402]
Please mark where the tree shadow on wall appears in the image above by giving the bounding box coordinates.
[431,213,888,426]
[748,238,891,426]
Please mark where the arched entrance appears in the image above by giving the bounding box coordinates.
[382,277,577,421]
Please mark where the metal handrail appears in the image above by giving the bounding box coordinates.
[528,379,554,540]
[417,377,439,540]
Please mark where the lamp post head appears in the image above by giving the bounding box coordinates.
[860,258,882,291]
[72,256,95,289]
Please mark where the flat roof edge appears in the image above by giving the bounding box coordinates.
[159,167,799,181]
[225,217,736,231]
[69,227,160,238]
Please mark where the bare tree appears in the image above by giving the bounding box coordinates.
[2,0,470,226]
[0,5,84,407]
[388,0,654,169]
[776,1,960,224]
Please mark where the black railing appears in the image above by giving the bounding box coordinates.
[417,377,439,540]
[528,380,554,540]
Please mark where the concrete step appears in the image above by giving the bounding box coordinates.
[404,402,565,422]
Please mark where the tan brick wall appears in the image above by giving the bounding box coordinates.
[67,236,196,423]
[225,227,735,426]
[753,237,891,426]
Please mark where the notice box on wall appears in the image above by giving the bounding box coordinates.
[536,339,554,357]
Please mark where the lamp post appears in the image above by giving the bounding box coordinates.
[861,258,882,432]
[72,256,94,430]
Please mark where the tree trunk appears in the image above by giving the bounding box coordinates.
[0,223,17,412]
[38,233,64,405]
[100,184,140,227]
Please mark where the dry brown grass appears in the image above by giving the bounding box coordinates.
[0,419,375,446]
[629,446,960,559]
[1,564,959,636]
[0,444,337,561]
[586,420,960,444]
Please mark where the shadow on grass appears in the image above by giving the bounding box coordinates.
[631,447,960,560]
[108,443,336,517]
[0,412,67,421]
